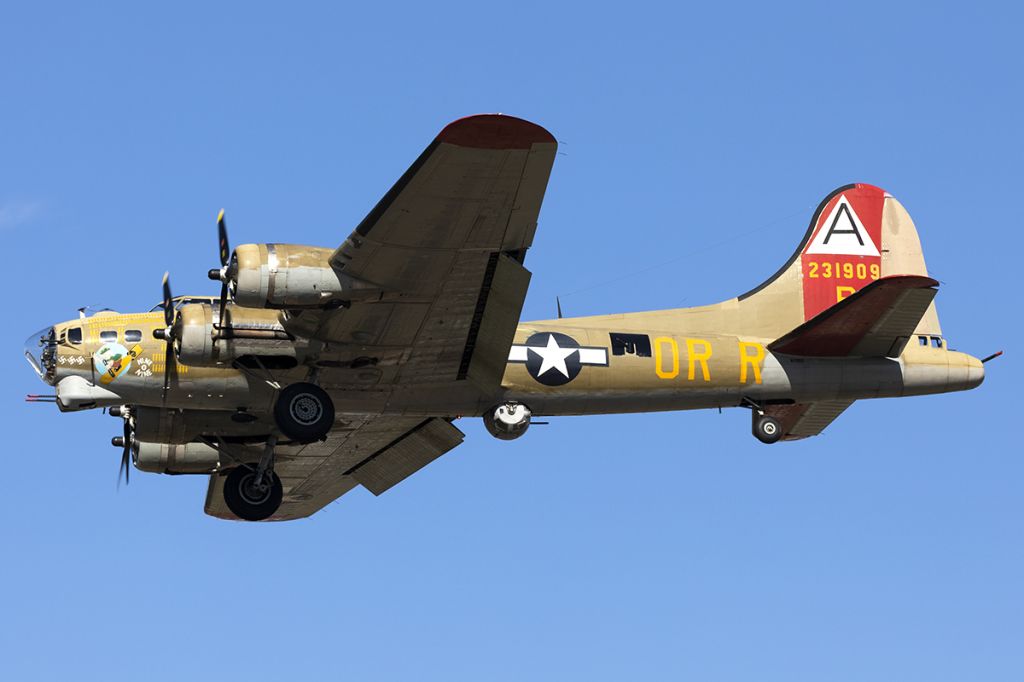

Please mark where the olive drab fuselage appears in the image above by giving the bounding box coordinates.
[41,307,982,423]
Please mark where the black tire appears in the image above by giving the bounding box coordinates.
[753,414,783,444]
[273,382,334,443]
[223,467,283,521]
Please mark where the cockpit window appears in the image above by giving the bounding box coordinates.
[918,336,928,346]
[930,336,944,348]
[67,327,83,345]
[125,329,142,343]
[100,330,118,343]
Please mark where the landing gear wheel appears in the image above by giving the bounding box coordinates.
[273,382,334,443]
[223,467,283,521]
[752,413,783,444]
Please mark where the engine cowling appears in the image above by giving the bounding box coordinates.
[174,302,297,367]
[230,243,376,309]
[133,441,222,474]
[133,440,268,474]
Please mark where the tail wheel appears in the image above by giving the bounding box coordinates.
[273,382,334,443]
[753,414,783,444]
[223,467,283,521]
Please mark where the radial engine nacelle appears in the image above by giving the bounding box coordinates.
[175,302,299,368]
[214,243,379,309]
[134,441,222,474]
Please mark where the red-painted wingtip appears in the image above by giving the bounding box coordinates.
[437,114,555,150]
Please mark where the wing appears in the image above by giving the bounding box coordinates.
[290,114,557,413]
[768,275,939,358]
[204,416,465,521]
[764,400,855,441]
[204,116,555,521]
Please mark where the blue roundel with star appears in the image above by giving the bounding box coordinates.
[507,332,609,386]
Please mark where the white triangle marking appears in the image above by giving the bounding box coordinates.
[805,195,880,257]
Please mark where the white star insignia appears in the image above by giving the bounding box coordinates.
[506,333,609,386]
[530,334,577,377]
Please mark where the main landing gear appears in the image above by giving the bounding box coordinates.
[273,382,334,443]
[223,437,282,521]
[223,381,334,520]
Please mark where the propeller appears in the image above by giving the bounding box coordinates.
[153,272,178,397]
[110,407,133,488]
[208,209,233,328]
[118,416,132,487]
[162,271,174,328]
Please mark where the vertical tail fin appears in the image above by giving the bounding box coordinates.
[736,183,941,338]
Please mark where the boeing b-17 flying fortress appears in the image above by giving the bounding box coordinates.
[24,115,988,521]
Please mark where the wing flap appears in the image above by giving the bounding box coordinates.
[458,253,532,386]
[348,418,465,495]
[768,275,938,357]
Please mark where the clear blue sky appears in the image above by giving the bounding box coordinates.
[2,2,1020,680]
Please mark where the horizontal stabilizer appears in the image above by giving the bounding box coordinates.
[765,400,855,440]
[768,275,938,357]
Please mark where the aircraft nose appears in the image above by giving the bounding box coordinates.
[23,325,57,384]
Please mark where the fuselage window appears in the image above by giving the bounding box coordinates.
[930,336,943,348]
[99,330,118,343]
[125,330,143,343]
[610,332,652,357]
[67,327,83,345]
